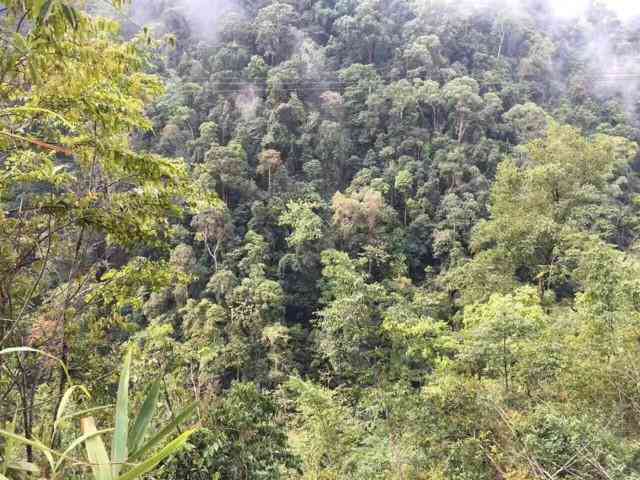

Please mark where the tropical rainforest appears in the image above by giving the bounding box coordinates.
[2,0,640,478]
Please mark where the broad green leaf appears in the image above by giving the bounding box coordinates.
[80,417,112,480]
[128,381,160,454]
[115,429,196,480]
[129,402,197,460]
[111,347,132,477]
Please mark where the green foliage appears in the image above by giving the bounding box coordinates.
[158,382,298,480]
[6,0,640,479]
[279,200,324,251]
[287,378,361,479]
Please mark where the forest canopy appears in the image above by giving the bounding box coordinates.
[2,0,640,479]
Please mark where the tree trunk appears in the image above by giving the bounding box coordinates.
[458,113,466,143]
[497,23,505,59]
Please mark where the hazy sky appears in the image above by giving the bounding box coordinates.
[552,0,640,18]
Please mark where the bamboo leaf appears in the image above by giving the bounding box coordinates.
[111,347,132,477]
[115,429,196,480]
[129,402,197,460]
[128,381,160,454]
[80,417,112,480]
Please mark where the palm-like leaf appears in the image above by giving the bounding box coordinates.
[111,347,132,477]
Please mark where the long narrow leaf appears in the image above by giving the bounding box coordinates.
[7,461,40,474]
[53,385,92,440]
[55,427,113,472]
[80,417,112,480]
[0,429,55,473]
[115,429,196,480]
[128,381,160,454]
[59,404,115,422]
[36,0,54,25]
[1,411,18,475]
[111,347,132,477]
[129,402,197,460]
[0,347,71,384]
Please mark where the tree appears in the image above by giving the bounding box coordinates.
[453,124,637,303]
[196,141,254,207]
[6,1,640,479]
[332,188,387,244]
[191,206,231,272]
[402,35,442,78]
[504,102,549,142]
[278,200,324,254]
[0,0,200,460]
[257,149,283,192]
[287,377,361,479]
[459,286,547,392]
[442,77,483,143]
[317,250,388,382]
[254,2,298,64]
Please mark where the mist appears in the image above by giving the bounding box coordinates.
[551,0,640,19]
[126,0,245,40]
[178,0,244,39]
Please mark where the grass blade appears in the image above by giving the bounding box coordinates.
[115,429,196,480]
[80,417,112,480]
[0,429,55,473]
[111,347,132,477]
[128,381,160,454]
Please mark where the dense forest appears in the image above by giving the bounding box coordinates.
[3,0,640,478]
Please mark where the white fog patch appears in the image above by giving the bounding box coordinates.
[180,0,245,39]
[552,0,640,19]
[235,85,261,121]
